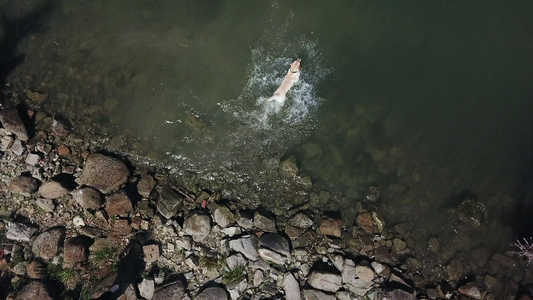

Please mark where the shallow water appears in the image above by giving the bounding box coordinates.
[3,0,533,278]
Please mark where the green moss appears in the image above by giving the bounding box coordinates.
[457,198,487,228]
[222,264,246,284]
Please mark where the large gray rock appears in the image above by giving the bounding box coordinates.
[38,181,69,199]
[184,212,212,242]
[213,205,235,228]
[105,190,133,216]
[6,222,37,242]
[72,186,103,209]
[9,175,40,196]
[32,227,65,260]
[229,236,259,261]
[78,153,130,194]
[15,280,53,300]
[157,186,184,219]
[253,210,276,232]
[342,261,375,295]
[259,233,291,257]
[307,271,342,293]
[153,281,186,300]
[284,273,301,300]
[0,108,28,141]
[137,174,156,198]
[194,287,228,300]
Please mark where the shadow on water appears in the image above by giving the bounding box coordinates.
[0,0,54,105]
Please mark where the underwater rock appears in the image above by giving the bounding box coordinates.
[280,156,299,177]
[456,198,487,228]
[185,115,206,131]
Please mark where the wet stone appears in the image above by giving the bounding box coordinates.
[78,153,130,194]
[157,186,184,219]
[184,212,212,242]
[458,282,484,299]
[0,108,29,141]
[72,186,103,209]
[446,259,464,282]
[32,227,65,260]
[38,180,69,199]
[105,190,133,216]
[6,222,37,242]
[289,212,313,229]
[307,270,342,292]
[9,175,40,196]
[194,287,228,300]
[137,174,156,198]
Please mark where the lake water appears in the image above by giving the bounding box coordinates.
[3,0,533,281]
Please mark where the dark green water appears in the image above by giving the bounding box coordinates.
[3,0,533,279]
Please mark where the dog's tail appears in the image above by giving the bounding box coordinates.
[266,94,286,104]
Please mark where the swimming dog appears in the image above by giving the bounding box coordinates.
[266,58,301,106]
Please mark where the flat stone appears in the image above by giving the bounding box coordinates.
[253,210,276,232]
[73,216,85,227]
[57,144,70,156]
[319,217,343,237]
[0,108,28,141]
[32,227,65,260]
[72,186,103,209]
[302,289,335,300]
[284,273,301,300]
[289,212,313,229]
[259,233,291,257]
[157,186,184,219]
[184,212,212,242]
[138,278,155,300]
[213,205,235,228]
[35,198,55,212]
[14,281,53,300]
[25,152,41,166]
[143,244,160,263]
[153,281,186,300]
[194,287,228,300]
[6,222,37,242]
[227,277,247,300]
[38,181,69,199]
[63,236,91,266]
[307,270,342,293]
[258,248,287,265]
[105,190,133,216]
[137,174,156,198]
[10,139,25,156]
[78,153,130,194]
[229,236,259,261]
[9,175,40,196]
[343,263,374,295]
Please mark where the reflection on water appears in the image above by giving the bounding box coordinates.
[4,0,533,282]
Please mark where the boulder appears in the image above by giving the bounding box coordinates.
[0,108,28,141]
[194,287,228,300]
[307,271,342,293]
[6,222,37,242]
[38,181,69,199]
[319,217,343,237]
[105,191,133,216]
[153,281,186,300]
[72,186,103,209]
[253,210,276,232]
[229,236,259,261]
[32,227,65,260]
[284,273,301,300]
[259,233,291,257]
[157,186,184,219]
[15,281,53,300]
[137,174,156,198]
[78,153,130,194]
[63,236,92,266]
[9,175,40,196]
[213,205,235,228]
[184,212,212,242]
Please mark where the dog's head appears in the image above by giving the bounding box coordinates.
[290,58,301,71]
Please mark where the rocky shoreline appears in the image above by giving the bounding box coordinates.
[0,99,531,300]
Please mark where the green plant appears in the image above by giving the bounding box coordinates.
[91,247,116,265]
[57,267,78,285]
[222,264,246,284]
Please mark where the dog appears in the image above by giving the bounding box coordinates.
[266,58,301,106]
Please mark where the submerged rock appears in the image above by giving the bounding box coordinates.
[78,153,130,194]
[456,198,487,228]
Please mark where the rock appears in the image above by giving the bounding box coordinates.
[51,119,70,137]
[105,191,133,216]
[12,262,27,275]
[302,289,335,300]
[9,175,40,196]
[72,186,103,209]
[26,260,46,279]
[113,219,132,236]
[15,281,53,300]
[259,233,291,257]
[284,273,301,300]
[138,278,155,300]
[342,261,374,295]
[32,227,65,260]
[117,283,137,300]
[38,181,69,199]
[78,226,105,238]
[6,222,37,242]
[258,248,287,265]
[157,186,184,219]
[253,210,276,232]
[10,139,25,155]
[236,210,254,229]
[319,217,343,237]
[138,174,156,198]
[226,254,247,270]
[184,212,212,242]
[253,270,264,286]
[307,270,342,292]
[153,281,186,300]
[194,287,228,300]
[446,259,463,282]
[229,236,259,261]
[378,289,416,300]
[0,108,28,141]
[25,90,48,103]
[35,198,55,212]
[73,216,85,227]
[63,236,92,266]
[457,198,487,228]
[25,152,41,166]
[375,246,393,264]
[213,205,235,228]
[280,157,299,177]
[143,244,160,263]
[78,153,130,194]
[356,213,374,234]
[289,212,313,229]
[91,272,118,299]
[458,282,484,299]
